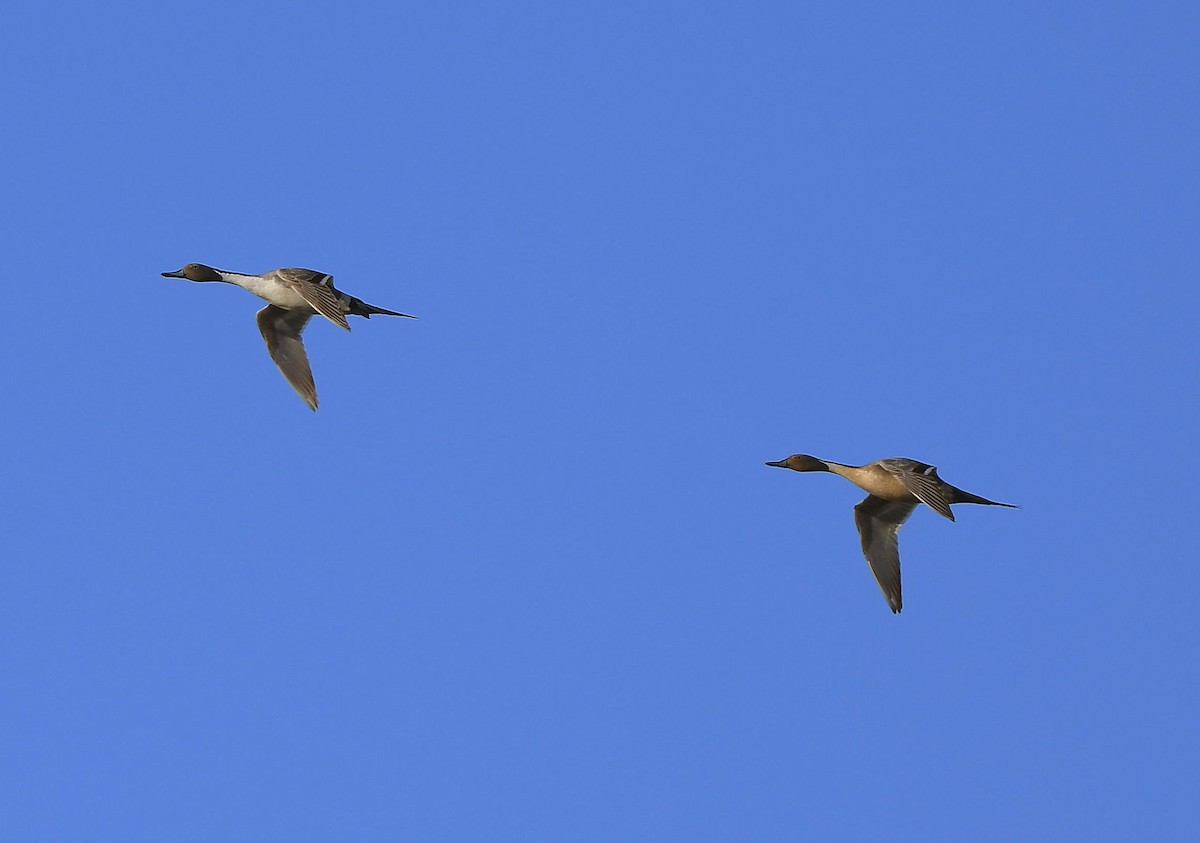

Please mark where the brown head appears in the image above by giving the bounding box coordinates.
[764,454,830,472]
[161,263,223,282]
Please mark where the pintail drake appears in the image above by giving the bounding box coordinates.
[765,455,1016,613]
[162,263,414,410]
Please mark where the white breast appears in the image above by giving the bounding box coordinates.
[221,272,310,309]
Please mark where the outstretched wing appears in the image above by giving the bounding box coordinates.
[256,305,319,410]
[853,495,918,613]
[275,268,350,331]
[880,459,955,521]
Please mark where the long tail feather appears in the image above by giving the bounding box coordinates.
[952,487,1019,508]
[346,296,416,319]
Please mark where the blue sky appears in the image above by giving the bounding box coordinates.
[1,1,1197,839]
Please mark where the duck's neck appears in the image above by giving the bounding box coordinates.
[216,270,260,286]
[821,461,876,490]
[217,270,276,298]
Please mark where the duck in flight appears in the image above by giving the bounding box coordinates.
[765,455,1016,613]
[162,263,414,410]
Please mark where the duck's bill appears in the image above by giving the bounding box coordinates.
[161,268,186,278]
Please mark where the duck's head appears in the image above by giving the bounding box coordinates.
[765,454,829,472]
[161,263,223,282]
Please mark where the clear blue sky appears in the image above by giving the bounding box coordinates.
[1,1,1196,840]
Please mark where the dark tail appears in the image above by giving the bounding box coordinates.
[951,487,1019,509]
[347,296,416,319]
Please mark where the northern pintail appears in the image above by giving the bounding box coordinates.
[162,263,414,410]
[765,455,1016,613]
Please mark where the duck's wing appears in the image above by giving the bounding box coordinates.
[274,268,350,331]
[256,305,319,411]
[853,495,918,614]
[880,458,956,521]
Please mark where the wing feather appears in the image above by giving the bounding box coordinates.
[256,305,319,410]
[879,459,955,521]
[853,496,918,613]
[275,268,350,331]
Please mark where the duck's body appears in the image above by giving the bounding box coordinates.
[162,263,414,410]
[765,455,1016,613]
[219,269,313,310]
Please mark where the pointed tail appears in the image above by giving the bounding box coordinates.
[952,487,1019,509]
[346,296,416,319]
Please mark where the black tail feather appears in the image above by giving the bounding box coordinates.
[347,296,417,319]
[952,487,1019,508]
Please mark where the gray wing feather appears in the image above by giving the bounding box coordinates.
[275,268,350,331]
[853,495,918,613]
[880,458,955,521]
[256,305,319,410]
